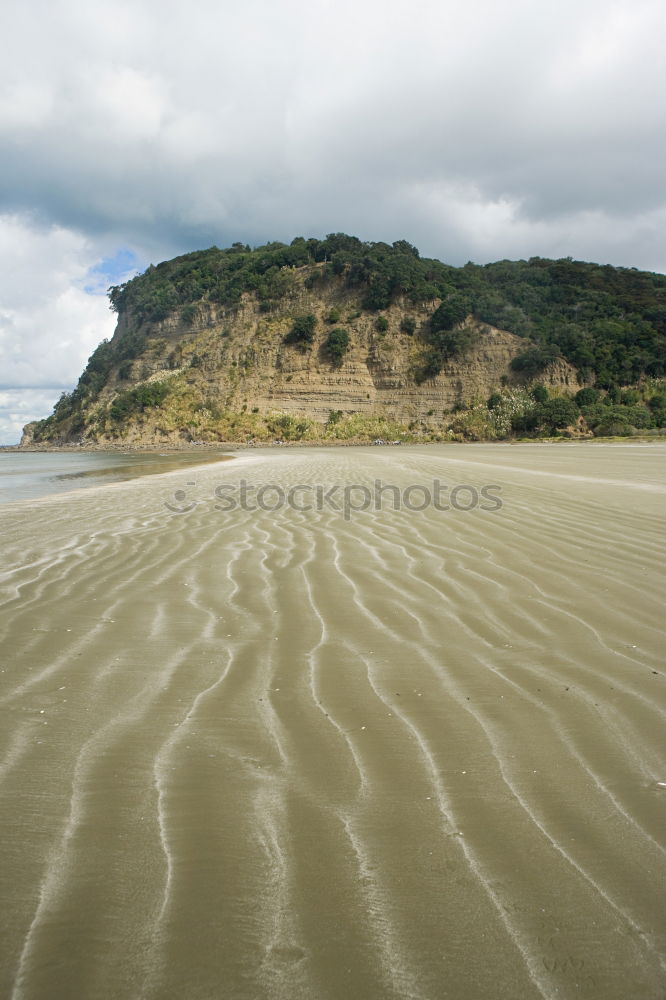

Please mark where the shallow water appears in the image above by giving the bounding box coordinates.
[0,450,233,504]
[1,444,664,1000]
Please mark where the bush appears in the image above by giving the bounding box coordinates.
[400,316,416,335]
[623,405,654,429]
[430,295,469,333]
[593,420,633,437]
[181,303,197,326]
[511,345,559,378]
[109,381,171,422]
[621,389,641,405]
[375,315,389,333]
[580,403,607,427]
[575,387,599,406]
[414,350,445,384]
[532,384,549,403]
[511,411,539,434]
[326,308,341,324]
[268,414,313,440]
[284,313,317,347]
[429,326,478,358]
[535,397,579,432]
[324,327,350,366]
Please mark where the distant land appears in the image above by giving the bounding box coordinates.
[21,235,666,447]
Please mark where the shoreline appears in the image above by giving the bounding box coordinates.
[3,438,663,508]
[0,449,239,507]
[4,432,665,454]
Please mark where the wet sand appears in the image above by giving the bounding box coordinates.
[1,444,665,1000]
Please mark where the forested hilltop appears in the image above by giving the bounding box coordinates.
[24,235,666,446]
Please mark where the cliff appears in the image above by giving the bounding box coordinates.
[25,276,576,447]
[23,236,665,446]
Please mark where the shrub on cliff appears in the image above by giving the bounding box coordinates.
[511,345,560,378]
[324,328,350,366]
[109,381,171,422]
[284,313,317,348]
[430,295,469,334]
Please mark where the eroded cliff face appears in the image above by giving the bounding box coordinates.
[28,272,579,445]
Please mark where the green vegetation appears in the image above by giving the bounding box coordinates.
[324,327,350,366]
[284,313,317,348]
[181,303,198,326]
[430,295,470,333]
[448,381,665,440]
[101,235,665,391]
[109,381,171,422]
[534,397,580,433]
[267,414,313,440]
[511,344,560,377]
[28,233,666,444]
[575,386,599,406]
[507,384,664,437]
[415,321,481,383]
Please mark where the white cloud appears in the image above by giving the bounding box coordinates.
[0,214,118,385]
[0,0,665,441]
[0,214,134,442]
[0,388,65,446]
[1,0,664,263]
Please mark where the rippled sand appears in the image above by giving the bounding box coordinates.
[1,444,665,1000]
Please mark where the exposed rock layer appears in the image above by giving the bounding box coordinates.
[24,274,579,445]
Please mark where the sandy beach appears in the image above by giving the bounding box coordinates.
[1,443,665,1000]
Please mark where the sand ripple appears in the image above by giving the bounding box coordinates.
[1,444,665,1000]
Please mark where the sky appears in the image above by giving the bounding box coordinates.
[1,0,665,443]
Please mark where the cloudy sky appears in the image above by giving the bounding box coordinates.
[1,0,665,442]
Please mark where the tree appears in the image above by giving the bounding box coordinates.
[575,387,599,406]
[536,397,579,432]
[430,295,469,333]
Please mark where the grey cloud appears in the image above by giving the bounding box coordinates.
[1,0,665,439]
[1,0,665,265]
